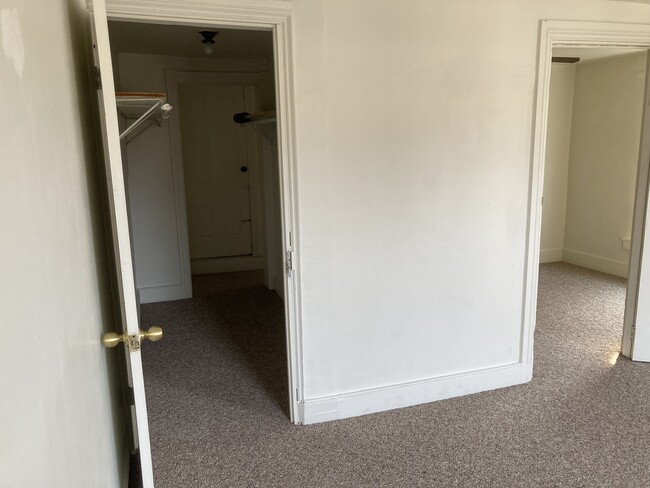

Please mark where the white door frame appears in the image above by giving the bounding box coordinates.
[104,0,304,423]
[525,20,650,367]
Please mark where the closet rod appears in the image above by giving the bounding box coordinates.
[233,111,276,124]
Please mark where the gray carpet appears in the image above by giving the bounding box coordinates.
[137,263,650,487]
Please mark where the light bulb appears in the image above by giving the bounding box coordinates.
[204,44,214,55]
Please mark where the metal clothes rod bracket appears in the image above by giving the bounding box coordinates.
[116,93,173,141]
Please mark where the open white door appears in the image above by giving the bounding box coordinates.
[89,0,156,485]
[623,50,650,362]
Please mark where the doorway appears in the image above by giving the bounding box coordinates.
[538,47,647,361]
[526,20,650,371]
[104,15,301,486]
[90,2,304,485]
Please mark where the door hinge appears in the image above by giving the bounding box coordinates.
[286,249,295,277]
[94,66,102,90]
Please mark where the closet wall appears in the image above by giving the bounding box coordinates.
[541,52,647,278]
[113,51,275,302]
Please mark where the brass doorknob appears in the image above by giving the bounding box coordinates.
[143,326,163,342]
[102,326,164,348]
[102,331,124,348]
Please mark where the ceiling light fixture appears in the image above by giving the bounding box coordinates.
[199,30,218,55]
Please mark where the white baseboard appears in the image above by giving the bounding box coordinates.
[299,362,532,425]
[191,255,264,274]
[540,248,563,263]
[562,248,628,278]
[138,283,192,304]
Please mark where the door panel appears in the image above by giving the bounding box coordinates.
[179,83,253,259]
[625,50,650,361]
[89,0,155,485]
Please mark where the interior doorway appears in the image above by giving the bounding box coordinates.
[105,19,295,485]
[538,47,648,361]
[526,19,650,370]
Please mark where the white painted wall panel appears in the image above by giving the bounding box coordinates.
[291,0,650,400]
[563,52,647,278]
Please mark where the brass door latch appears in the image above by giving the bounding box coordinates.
[102,326,163,352]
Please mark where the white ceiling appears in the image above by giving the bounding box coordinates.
[108,21,273,59]
[553,47,647,63]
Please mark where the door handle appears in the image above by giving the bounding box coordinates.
[102,326,163,349]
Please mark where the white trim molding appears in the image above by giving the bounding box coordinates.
[101,0,292,26]
[562,249,629,278]
[301,364,532,425]
[104,0,304,424]
[525,20,650,368]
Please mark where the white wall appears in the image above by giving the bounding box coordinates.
[115,53,273,302]
[290,0,650,417]
[563,52,647,277]
[0,0,124,486]
[540,63,575,263]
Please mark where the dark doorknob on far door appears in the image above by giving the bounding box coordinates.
[240,166,248,173]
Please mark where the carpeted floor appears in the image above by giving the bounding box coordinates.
[134,263,650,487]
